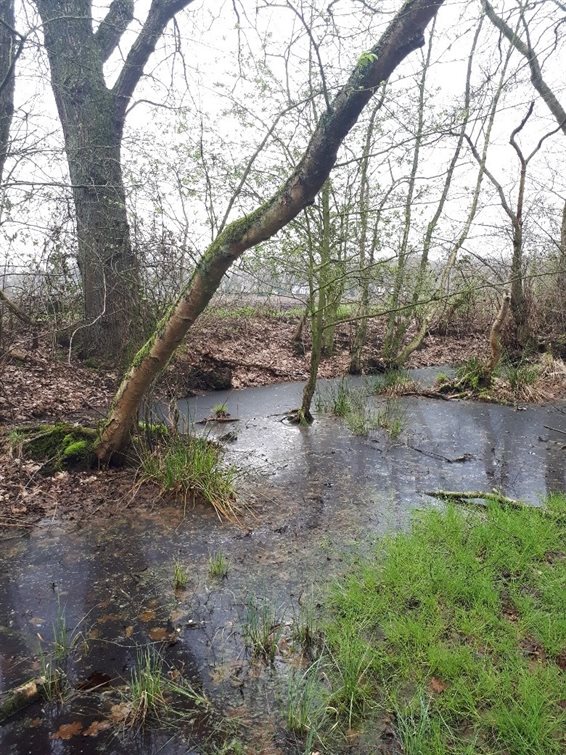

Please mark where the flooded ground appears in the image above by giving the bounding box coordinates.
[1,373,565,753]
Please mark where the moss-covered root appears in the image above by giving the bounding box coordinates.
[8,423,98,472]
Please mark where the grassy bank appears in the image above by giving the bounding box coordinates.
[314,497,566,753]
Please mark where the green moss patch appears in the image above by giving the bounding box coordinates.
[8,423,97,472]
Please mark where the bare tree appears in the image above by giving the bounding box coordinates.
[483,0,566,289]
[464,103,563,346]
[33,0,195,360]
[95,0,447,462]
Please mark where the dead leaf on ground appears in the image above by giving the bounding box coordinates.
[50,721,83,739]
[110,702,131,723]
[148,626,177,643]
[428,676,448,694]
[82,720,112,737]
[139,608,156,622]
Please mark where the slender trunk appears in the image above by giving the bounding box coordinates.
[301,182,330,417]
[349,104,380,373]
[510,217,530,347]
[301,310,323,422]
[292,303,309,350]
[95,0,446,461]
[383,19,434,361]
[394,15,484,365]
[0,0,15,185]
[488,294,510,372]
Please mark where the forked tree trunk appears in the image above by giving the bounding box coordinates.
[483,0,566,312]
[35,0,193,360]
[96,0,446,462]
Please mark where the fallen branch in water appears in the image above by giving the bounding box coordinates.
[0,677,45,720]
[425,489,524,507]
[424,489,562,520]
[196,417,240,425]
[543,425,566,436]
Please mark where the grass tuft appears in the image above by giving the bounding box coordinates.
[126,646,210,729]
[317,380,378,436]
[208,551,229,579]
[242,598,284,662]
[172,559,188,590]
[136,434,239,520]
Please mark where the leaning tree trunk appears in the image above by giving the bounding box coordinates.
[96,0,446,462]
[0,0,16,185]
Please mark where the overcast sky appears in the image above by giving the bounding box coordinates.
[2,0,566,288]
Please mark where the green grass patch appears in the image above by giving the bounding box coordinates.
[136,435,239,520]
[208,551,229,579]
[322,497,566,753]
[125,646,211,729]
[242,598,284,663]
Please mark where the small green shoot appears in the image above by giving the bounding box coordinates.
[208,551,229,579]
[173,559,188,590]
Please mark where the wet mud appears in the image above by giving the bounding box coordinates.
[1,373,565,753]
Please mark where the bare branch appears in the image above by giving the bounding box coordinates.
[113,0,195,123]
[483,0,566,136]
[94,0,134,63]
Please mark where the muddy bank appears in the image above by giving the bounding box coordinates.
[162,310,489,396]
[1,378,565,753]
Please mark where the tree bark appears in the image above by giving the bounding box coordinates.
[488,293,510,371]
[0,0,16,185]
[96,0,447,462]
[559,193,566,294]
[34,0,193,360]
[301,181,331,420]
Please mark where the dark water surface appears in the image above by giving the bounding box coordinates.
[1,375,565,753]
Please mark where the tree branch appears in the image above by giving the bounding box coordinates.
[94,0,134,63]
[482,0,566,136]
[113,0,194,122]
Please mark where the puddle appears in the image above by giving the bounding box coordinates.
[1,373,565,752]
